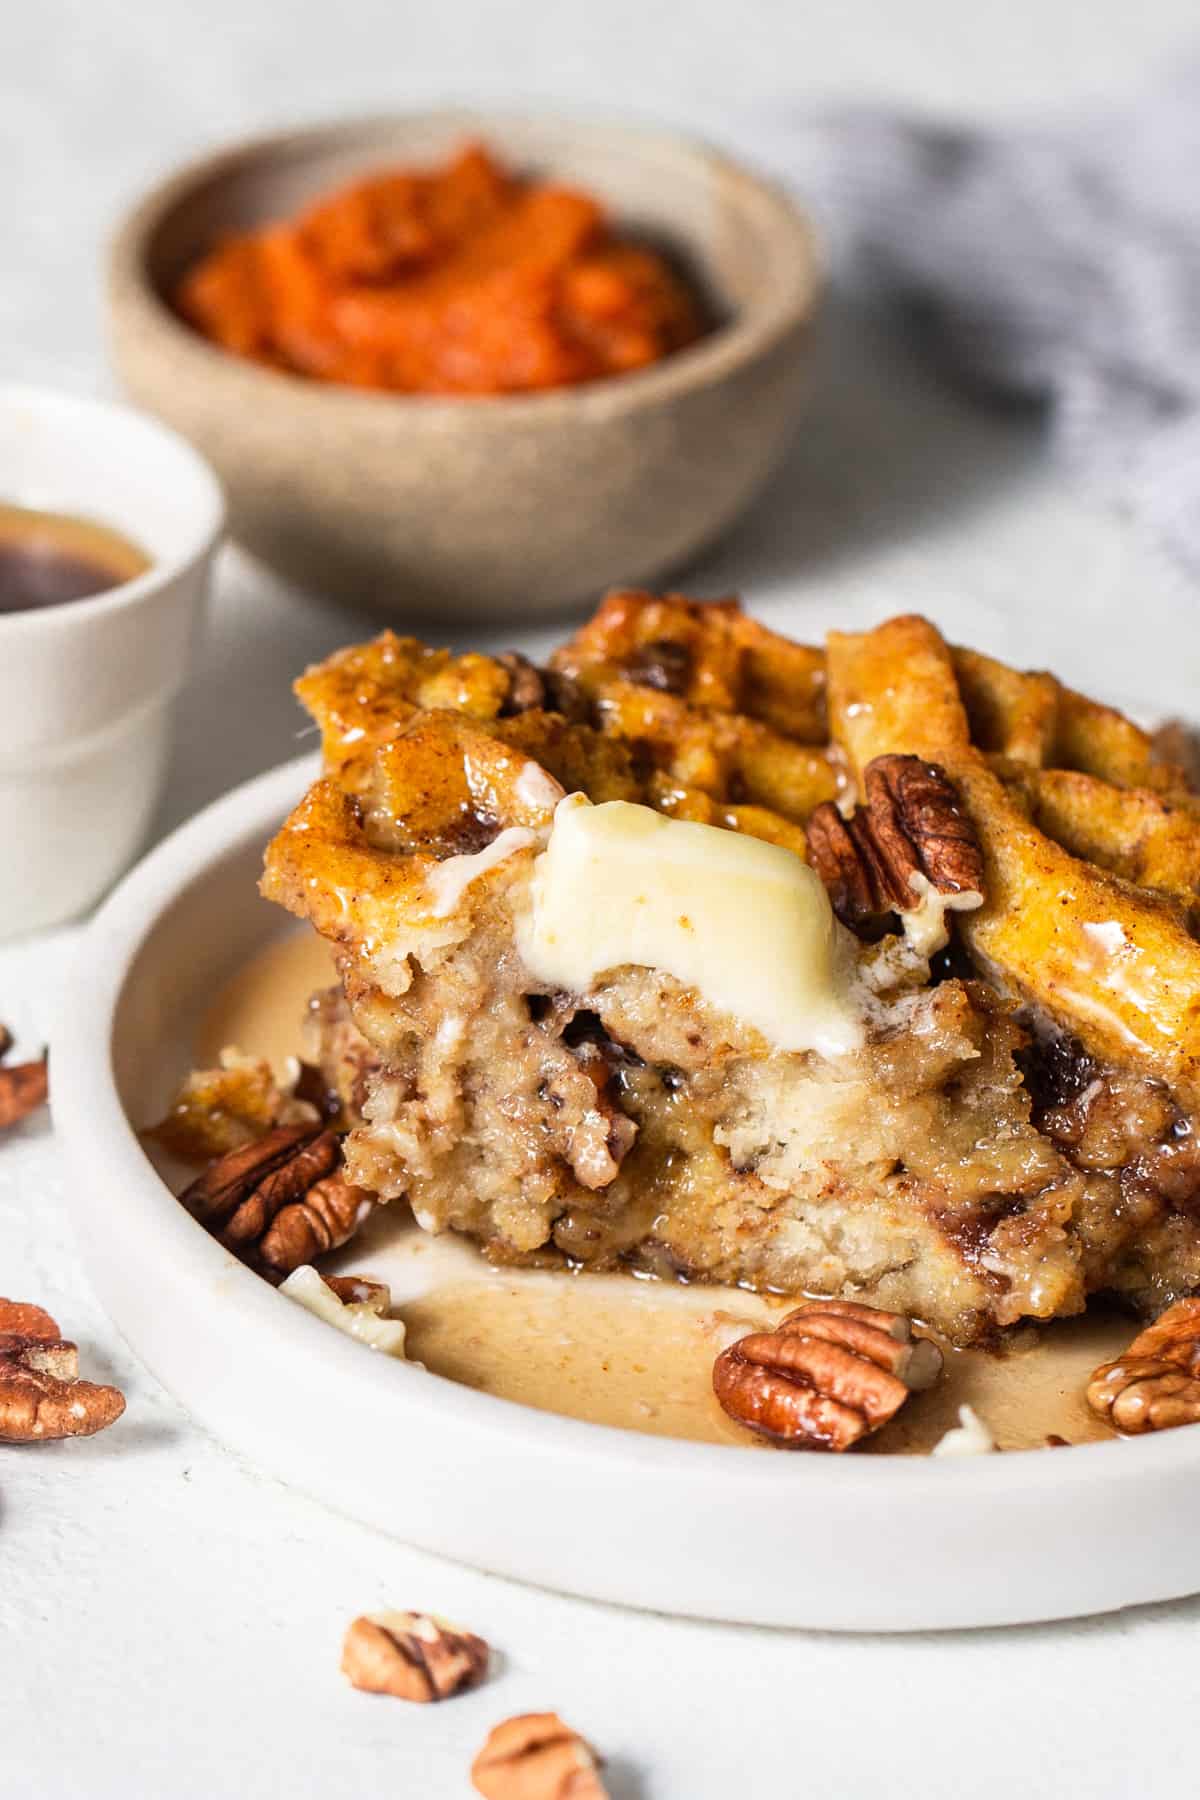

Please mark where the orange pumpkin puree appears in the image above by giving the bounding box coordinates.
[176,144,706,395]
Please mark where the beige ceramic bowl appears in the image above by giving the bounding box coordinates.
[109,113,819,620]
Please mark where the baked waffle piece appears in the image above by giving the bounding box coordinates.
[263,593,1200,1344]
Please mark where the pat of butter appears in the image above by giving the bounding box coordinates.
[517,795,862,1056]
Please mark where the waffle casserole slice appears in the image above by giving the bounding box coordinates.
[263,594,1200,1344]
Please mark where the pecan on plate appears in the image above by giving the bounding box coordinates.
[0,1023,48,1132]
[1087,1297,1200,1433]
[807,754,984,938]
[320,1274,391,1310]
[180,1125,373,1279]
[0,1297,125,1442]
[342,1611,489,1703]
[471,1714,609,1800]
[713,1298,943,1451]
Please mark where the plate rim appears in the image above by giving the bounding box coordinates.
[50,749,1200,1628]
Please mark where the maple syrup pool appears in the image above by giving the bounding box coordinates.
[195,929,1126,1454]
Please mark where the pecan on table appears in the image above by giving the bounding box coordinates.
[471,1714,609,1800]
[713,1297,944,1451]
[807,754,984,938]
[342,1611,489,1703]
[0,1023,48,1133]
[0,1297,125,1442]
[1087,1297,1200,1433]
[180,1125,373,1279]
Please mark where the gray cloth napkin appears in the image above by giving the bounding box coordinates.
[743,70,1200,575]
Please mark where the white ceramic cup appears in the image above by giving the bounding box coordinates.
[0,385,224,938]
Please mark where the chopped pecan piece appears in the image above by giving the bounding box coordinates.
[321,1273,392,1309]
[549,1039,637,1190]
[280,1265,407,1355]
[180,1126,372,1278]
[0,1298,125,1442]
[292,1059,343,1122]
[497,652,588,722]
[1087,1297,1200,1433]
[0,1044,48,1131]
[808,754,984,938]
[624,636,693,695]
[713,1297,943,1450]
[498,651,551,715]
[0,1022,12,1061]
[342,1610,489,1702]
[471,1714,609,1800]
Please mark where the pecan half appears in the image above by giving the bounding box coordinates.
[471,1714,609,1800]
[342,1611,489,1703]
[807,754,984,937]
[180,1126,372,1279]
[256,1172,374,1277]
[1087,1297,1200,1433]
[0,1044,48,1131]
[0,1298,125,1442]
[713,1298,943,1450]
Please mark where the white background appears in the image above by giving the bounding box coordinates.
[5,3,1200,1795]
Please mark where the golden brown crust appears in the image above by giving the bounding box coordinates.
[261,590,1200,1340]
[825,614,1200,1106]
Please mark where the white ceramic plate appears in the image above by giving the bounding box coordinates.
[55,754,1200,1631]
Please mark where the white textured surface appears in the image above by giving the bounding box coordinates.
[6,3,1200,1795]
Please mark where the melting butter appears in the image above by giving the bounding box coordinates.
[280,1265,408,1356]
[517,794,863,1055]
[425,825,537,918]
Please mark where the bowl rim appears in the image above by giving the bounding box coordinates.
[53,747,1200,1500]
[107,107,821,425]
